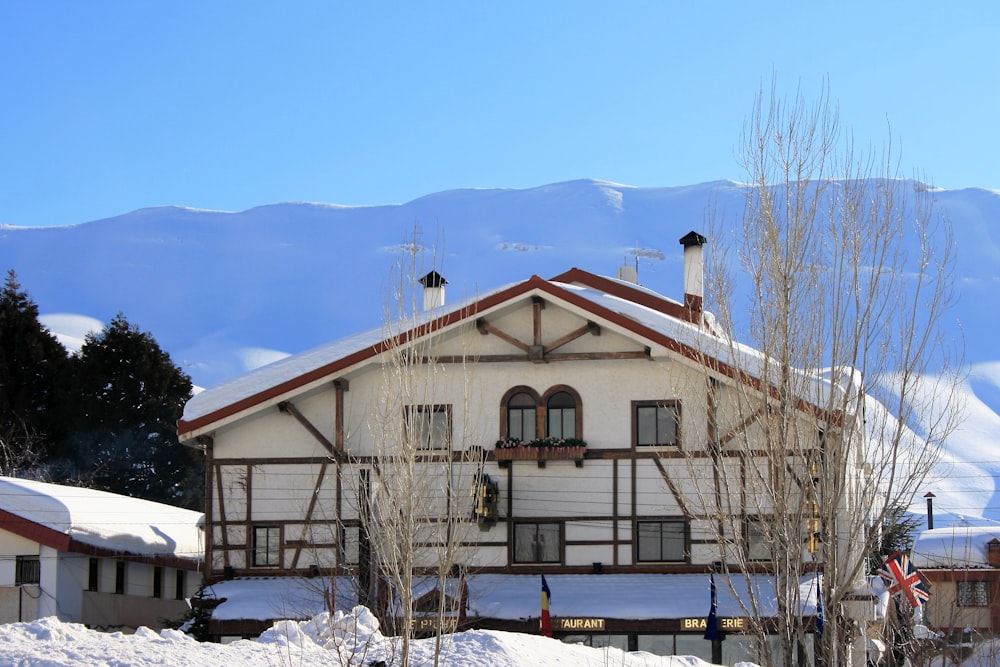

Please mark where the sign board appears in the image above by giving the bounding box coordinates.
[555,617,606,631]
[681,617,747,632]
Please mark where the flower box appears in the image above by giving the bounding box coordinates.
[494,438,587,467]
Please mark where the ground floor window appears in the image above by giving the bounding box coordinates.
[557,631,813,665]
[88,558,99,591]
[115,561,127,595]
[561,634,629,651]
[637,634,713,663]
[15,556,40,585]
[152,566,163,598]
[175,570,186,600]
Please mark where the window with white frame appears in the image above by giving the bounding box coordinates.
[513,522,561,563]
[405,404,452,450]
[252,525,281,567]
[636,520,687,562]
[957,580,989,606]
[634,401,680,447]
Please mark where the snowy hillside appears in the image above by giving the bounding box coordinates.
[1,179,998,524]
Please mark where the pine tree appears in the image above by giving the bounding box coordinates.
[0,269,68,474]
[64,313,202,509]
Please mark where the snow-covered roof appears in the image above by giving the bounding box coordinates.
[203,573,824,623]
[179,269,855,440]
[204,576,349,622]
[0,477,203,564]
[911,525,1000,569]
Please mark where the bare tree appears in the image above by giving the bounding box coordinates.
[692,81,964,667]
[0,416,47,478]
[358,227,480,667]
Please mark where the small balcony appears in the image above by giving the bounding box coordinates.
[494,438,587,468]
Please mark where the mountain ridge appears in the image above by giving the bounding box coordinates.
[3,178,997,524]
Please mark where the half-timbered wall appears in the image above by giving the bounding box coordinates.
[201,291,846,579]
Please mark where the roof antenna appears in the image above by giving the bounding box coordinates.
[616,249,638,284]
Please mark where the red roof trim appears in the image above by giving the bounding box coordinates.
[534,278,841,425]
[179,270,839,438]
[178,276,554,437]
[0,509,71,551]
[549,267,692,321]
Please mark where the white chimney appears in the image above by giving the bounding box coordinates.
[419,271,447,311]
[678,231,707,317]
[617,262,638,284]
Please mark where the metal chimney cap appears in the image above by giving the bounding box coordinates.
[679,231,708,247]
[418,270,448,287]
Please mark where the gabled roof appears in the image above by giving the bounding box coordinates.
[0,477,203,569]
[177,268,848,442]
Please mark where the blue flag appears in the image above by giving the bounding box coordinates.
[816,575,824,638]
[704,573,719,641]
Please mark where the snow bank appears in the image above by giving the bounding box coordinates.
[0,607,734,667]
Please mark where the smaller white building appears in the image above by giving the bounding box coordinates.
[0,477,203,630]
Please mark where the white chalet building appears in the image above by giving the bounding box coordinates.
[178,233,868,663]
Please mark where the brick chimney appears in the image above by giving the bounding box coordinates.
[419,271,447,311]
[678,231,708,320]
[988,539,1000,568]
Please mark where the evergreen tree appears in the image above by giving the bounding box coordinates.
[0,269,68,474]
[65,313,202,509]
[869,503,922,573]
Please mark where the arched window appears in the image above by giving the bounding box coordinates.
[506,391,537,441]
[545,389,577,439]
[501,385,582,442]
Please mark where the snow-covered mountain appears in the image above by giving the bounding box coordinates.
[2,179,998,524]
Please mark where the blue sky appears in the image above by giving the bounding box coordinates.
[2,1,998,228]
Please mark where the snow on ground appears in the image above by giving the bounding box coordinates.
[0,607,730,667]
[0,607,996,667]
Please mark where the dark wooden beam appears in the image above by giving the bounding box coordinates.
[475,319,531,353]
[545,321,599,353]
[279,401,337,455]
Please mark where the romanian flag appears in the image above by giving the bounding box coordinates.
[541,575,553,637]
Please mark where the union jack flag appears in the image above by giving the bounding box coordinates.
[879,550,931,608]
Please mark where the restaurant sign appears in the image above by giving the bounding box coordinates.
[554,617,606,631]
[682,617,747,632]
